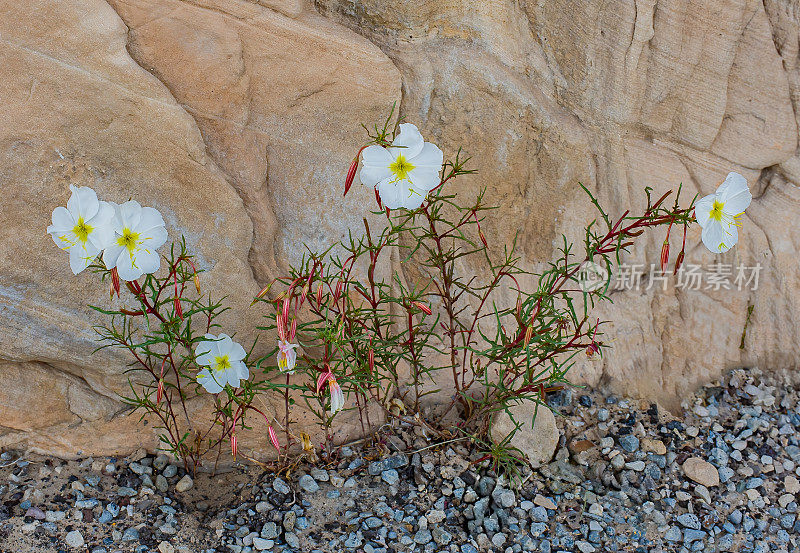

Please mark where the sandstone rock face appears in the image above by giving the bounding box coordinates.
[1,0,799,456]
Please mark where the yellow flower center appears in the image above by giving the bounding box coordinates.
[709,200,725,222]
[389,154,415,182]
[72,217,92,244]
[117,228,141,254]
[212,355,231,372]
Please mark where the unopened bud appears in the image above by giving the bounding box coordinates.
[193,273,201,295]
[268,425,280,450]
[478,229,488,249]
[660,240,670,273]
[316,283,323,305]
[230,432,238,459]
[110,267,120,300]
[374,187,382,209]
[174,296,183,320]
[157,379,164,404]
[290,317,297,341]
[524,325,534,348]
[368,347,375,373]
[344,155,359,197]
[412,301,432,315]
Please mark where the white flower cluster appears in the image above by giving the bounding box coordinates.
[48,185,251,395]
[47,185,168,280]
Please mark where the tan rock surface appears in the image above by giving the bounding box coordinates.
[491,402,559,467]
[2,0,800,456]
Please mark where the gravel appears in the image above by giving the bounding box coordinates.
[2,367,800,553]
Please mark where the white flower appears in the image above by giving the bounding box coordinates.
[694,172,752,253]
[195,333,249,393]
[328,377,345,415]
[47,185,115,274]
[360,123,444,210]
[102,200,168,281]
[277,340,298,374]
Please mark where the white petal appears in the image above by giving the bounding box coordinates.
[410,142,444,169]
[197,369,224,394]
[136,207,166,233]
[102,244,123,270]
[402,187,427,210]
[135,249,161,276]
[90,201,116,227]
[50,206,75,232]
[49,229,74,250]
[140,225,168,251]
[116,250,143,281]
[701,221,738,253]
[226,341,247,362]
[232,360,249,381]
[68,243,99,275]
[406,167,441,193]
[389,123,425,159]
[693,194,716,229]
[87,225,115,251]
[67,185,100,220]
[717,172,752,215]
[360,145,393,187]
[376,178,405,209]
[117,200,143,230]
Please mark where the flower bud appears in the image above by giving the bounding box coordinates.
[268,425,280,450]
[110,267,120,300]
[282,297,290,322]
[230,432,238,459]
[316,370,333,394]
[276,311,286,342]
[660,239,670,273]
[368,347,375,373]
[585,343,600,357]
[478,228,488,249]
[157,379,164,404]
[412,301,432,315]
[524,325,534,348]
[194,273,201,295]
[290,317,297,341]
[174,296,183,320]
[316,283,324,305]
[374,187,382,209]
[344,155,359,197]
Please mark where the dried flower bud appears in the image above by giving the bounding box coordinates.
[193,273,201,295]
[585,343,600,357]
[673,250,685,275]
[300,432,313,452]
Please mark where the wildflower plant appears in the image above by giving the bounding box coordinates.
[48,109,752,471]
